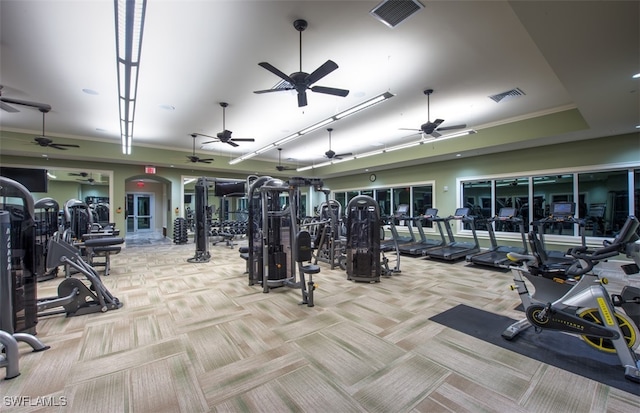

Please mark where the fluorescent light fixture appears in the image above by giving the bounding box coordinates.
[296,164,315,172]
[114,0,147,155]
[183,178,196,185]
[437,129,476,140]
[633,73,640,79]
[383,141,421,153]
[334,92,393,119]
[355,149,384,159]
[274,133,300,146]
[299,118,334,135]
[229,92,394,165]
[294,128,477,170]
[46,172,57,179]
[255,144,276,154]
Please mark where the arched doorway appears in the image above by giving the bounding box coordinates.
[125,174,172,245]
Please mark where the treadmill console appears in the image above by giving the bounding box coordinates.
[453,207,470,218]
[551,202,575,219]
[395,204,409,217]
[423,208,438,218]
[498,207,516,219]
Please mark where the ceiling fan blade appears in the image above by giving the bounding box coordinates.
[0,101,19,113]
[432,119,445,127]
[193,132,216,139]
[198,159,214,163]
[436,123,467,132]
[335,152,353,158]
[48,144,69,150]
[310,85,349,97]
[305,60,338,85]
[53,143,80,148]
[201,140,220,145]
[253,87,293,94]
[231,138,255,142]
[257,62,296,85]
[0,97,51,112]
[226,141,239,147]
[297,91,308,107]
[431,131,442,138]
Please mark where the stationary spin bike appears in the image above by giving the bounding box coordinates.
[502,215,640,383]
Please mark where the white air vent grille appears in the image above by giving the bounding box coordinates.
[489,88,526,103]
[370,0,424,28]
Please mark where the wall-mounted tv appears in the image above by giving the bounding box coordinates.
[214,181,245,197]
[0,167,48,193]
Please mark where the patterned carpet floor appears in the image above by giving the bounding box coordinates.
[2,236,640,412]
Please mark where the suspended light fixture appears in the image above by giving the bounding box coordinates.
[228,92,394,165]
[114,0,147,155]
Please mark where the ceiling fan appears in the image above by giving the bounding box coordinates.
[0,85,52,113]
[69,172,90,177]
[401,89,467,138]
[186,134,214,164]
[193,102,255,147]
[253,19,349,107]
[76,173,104,185]
[275,148,296,171]
[33,108,80,150]
[324,128,352,160]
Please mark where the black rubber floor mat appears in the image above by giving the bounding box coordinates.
[429,304,640,396]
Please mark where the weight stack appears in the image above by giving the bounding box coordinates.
[173,217,188,244]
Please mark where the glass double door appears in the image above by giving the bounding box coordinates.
[126,193,154,233]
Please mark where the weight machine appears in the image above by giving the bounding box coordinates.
[188,177,247,262]
[246,176,322,306]
[345,195,381,282]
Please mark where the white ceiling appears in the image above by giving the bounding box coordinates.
[0,0,638,175]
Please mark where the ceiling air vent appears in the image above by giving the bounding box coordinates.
[370,0,424,28]
[489,88,526,103]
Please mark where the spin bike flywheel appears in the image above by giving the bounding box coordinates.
[578,308,637,353]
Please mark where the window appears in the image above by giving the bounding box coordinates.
[462,180,491,230]
[460,166,638,241]
[333,182,434,225]
[578,170,628,236]
[412,185,434,227]
[495,177,529,232]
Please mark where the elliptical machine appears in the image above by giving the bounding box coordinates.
[502,215,640,383]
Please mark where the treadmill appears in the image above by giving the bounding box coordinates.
[399,208,448,256]
[532,201,586,260]
[424,207,480,261]
[466,207,528,269]
[380,204,415,250]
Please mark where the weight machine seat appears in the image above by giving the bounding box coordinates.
[296,231,320,275]
[238,246,249,273]
[82,237,124,276]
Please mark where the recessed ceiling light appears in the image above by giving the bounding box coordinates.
[96,128,107,132]
[456,154,461,157]
[159,104,175,110]
[82,88,99,95]
[371,142,384,147]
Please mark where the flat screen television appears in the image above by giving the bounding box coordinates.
[0,167,48,193]
[214,181,245,197]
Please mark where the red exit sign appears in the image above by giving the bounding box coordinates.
[145,166,156,174]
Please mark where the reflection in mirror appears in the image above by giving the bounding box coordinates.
[32,168,113,226]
